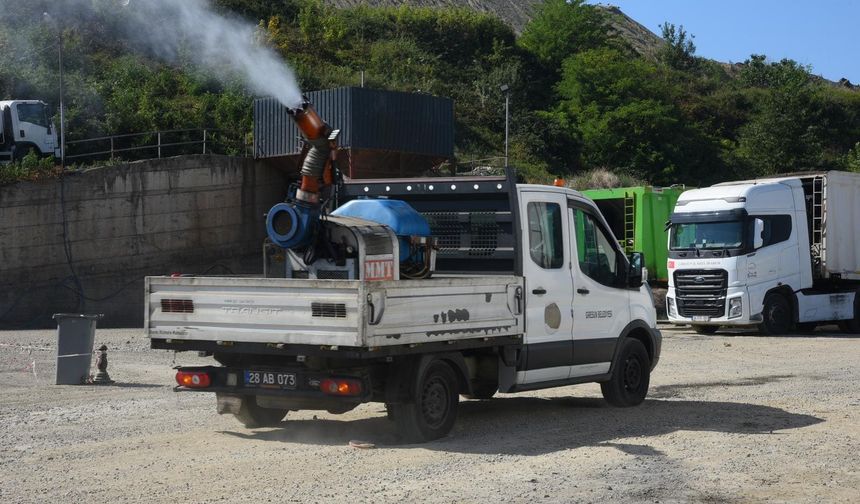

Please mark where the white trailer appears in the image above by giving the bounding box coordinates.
[666,171,860,334]
[148,174,662,442]
[0,100,60,162]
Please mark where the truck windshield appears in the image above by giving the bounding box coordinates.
[670,221,744,250]
[17,103,49,128]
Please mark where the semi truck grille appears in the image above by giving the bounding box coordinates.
[311,302,347,318]
[674,269,728,317]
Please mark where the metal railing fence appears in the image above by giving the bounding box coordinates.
[65,128,250,163]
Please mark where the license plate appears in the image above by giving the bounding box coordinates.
[692,316,710,322]
[244,370,297,389]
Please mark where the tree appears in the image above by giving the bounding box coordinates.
[519,0,610,69]
[658,23,698,72]
[735,56,826,175]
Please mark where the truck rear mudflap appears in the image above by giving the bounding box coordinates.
[174,365,371,407]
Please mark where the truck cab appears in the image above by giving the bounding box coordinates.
[516,185,659,386]
[666,173,860,334]
[0,100,60,162]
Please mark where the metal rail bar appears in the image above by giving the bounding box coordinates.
[64,128,249,162]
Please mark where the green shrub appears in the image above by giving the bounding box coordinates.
[0,152,57,185]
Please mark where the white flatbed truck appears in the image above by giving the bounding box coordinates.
[147,173,661,442]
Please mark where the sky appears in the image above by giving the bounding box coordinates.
[589,0,860,83]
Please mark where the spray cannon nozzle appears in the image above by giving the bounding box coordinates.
[288,99,331,142]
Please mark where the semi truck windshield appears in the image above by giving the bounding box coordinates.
[670,221,744,250]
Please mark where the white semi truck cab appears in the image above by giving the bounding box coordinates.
[666,171,860,334]
[0,100,61,162]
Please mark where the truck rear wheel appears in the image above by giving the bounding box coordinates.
[601,338,650,407]
[759,293,792,335]
[233,398,288,428]
[838,291,860,334]
[391,360,459,443]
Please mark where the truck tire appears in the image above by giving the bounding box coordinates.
[391,359,459,443]
[12,144,37,161]
[233,398,288,428]
[838,291,860,334]
[601,338,650,407]
[693,325,719,335]
[758,292,793,335]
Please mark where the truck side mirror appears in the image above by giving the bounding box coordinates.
[628,251,645,287]
[753,218,764,249]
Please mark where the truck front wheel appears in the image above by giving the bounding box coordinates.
[391,360,459,443]
[759,293,793,335]
[233,397,288,428]
[601,338,650,407]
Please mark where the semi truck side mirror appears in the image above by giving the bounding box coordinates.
[628,251,645,287]
[753,218,764,249]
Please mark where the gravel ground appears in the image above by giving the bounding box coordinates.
[1,325,858,503]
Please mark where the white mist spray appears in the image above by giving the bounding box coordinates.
[122,0,303,108]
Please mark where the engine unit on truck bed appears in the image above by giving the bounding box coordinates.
[264,215,403,281]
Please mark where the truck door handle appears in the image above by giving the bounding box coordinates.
[532,288,546,295]
[577,288,590,295]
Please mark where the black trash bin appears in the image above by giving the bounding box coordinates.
[53,313,103,385]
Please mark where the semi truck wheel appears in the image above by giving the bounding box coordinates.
[601,338,650,407]
[233,397,288,428]
[392,359,459,443]
[838,291,860,334]
[758,293,792,335]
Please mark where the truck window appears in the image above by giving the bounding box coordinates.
[527,202,564,269]
[670,221,744,250]
[16,103,49,128]
[571,208,619,286]
[758,215,792,246]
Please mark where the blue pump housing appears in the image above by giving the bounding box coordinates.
[332,199,431,261]
[266,201,320,250]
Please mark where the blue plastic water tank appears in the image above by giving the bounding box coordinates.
[332,199,431,261]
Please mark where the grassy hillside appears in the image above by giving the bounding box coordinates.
[2,0,859,185]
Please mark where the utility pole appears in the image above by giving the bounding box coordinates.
[58,28,65,167]
[500,84,510,167]
[44,11,65,167]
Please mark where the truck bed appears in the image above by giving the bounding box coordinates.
[146,275,524,349]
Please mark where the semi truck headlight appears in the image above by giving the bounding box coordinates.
[667,297,677,317]
[729,297,743,319]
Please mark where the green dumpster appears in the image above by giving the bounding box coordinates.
[582,185,686,285]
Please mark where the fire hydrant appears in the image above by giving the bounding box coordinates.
[92,345,114,384]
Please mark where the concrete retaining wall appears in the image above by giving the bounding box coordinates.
[0,155,289,328]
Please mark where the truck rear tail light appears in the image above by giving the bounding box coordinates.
[162,299,194,313]
[176,371,211,388]
[320,378,362,396]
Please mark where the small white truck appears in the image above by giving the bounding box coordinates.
[147,173,661,442]
[0,100,60,162]
[666,171,860,334]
